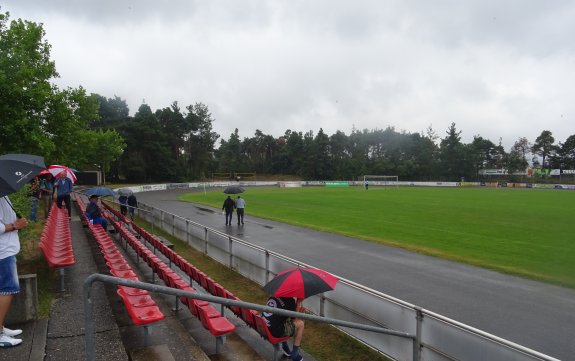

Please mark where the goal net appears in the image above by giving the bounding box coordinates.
[363,175,399,187]
[211,172,232,180]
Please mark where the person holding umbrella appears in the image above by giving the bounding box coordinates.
[54,171,73,218]
[0,154,45,348]
[222,195,235,226]
[118,194,128,216]
[0,197,29,347]
[85,195,108,230]
[262,297,305,361]
[127,193,137,220]
[262,267,339,361]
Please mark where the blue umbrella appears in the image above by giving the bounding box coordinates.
[84,187,116,197]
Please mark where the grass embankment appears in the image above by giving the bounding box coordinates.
[135,217,390,361]
[17,214,56,318]
[179,186,575,288]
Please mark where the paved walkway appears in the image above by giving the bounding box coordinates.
[3,207,127,361]
[136,188,575,361]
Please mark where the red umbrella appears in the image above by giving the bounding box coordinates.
[263,267,338,299]
[48,165,77,183]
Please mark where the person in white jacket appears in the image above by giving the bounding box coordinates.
[236,196,246,225]
[0,196,29,347]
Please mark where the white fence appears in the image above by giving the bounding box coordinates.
[129,183,558,361]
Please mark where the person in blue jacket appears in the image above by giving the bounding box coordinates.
[54,172,73,218]
[85,195,108,230]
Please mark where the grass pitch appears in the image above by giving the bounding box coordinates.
[179,186,575,288]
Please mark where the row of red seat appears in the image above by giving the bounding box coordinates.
[120,215,290,358]
[76,196,164,326]
[108,218,236,345]
[39,204,76,268]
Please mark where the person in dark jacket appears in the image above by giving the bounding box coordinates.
[262,296,305,361]
[222,196,235,225]
[127,194,137,220]
[118,195,128,216]
[85,195,107,230]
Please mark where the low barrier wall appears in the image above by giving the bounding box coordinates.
[6,274,38,324]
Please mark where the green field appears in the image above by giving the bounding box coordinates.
[179,186,575,288]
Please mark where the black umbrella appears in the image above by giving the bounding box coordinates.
[117,188,134,197]
[223,185,245,194]
[0,154,46,197]
[84,187,116,197]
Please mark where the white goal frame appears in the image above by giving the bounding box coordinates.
[363,175,399,187]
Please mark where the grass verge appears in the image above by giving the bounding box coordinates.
[16,216,56,319]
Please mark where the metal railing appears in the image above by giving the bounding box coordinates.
[83,274,415,361]
[134,198,559,361]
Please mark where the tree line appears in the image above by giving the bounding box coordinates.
[2,12,575,183]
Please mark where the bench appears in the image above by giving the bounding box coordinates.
[110,218,235,351]
[84,217,164,329]
[39,204,76,291]
[125,222,284,351]
[120,209,302,359]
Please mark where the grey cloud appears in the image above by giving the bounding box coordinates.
[3,0,574,149]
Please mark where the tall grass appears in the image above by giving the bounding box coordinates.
[180,186,575,288]
[10,186,55,318]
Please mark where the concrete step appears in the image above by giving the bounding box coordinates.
[131,345,175,361]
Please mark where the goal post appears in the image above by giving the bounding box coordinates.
[363,175,399,187]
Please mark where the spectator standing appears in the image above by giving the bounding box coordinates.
[236,196,245,225]
[0,196,29,347]
[54,172,73,218]
[262,296,305,361]
[28,177,40,222]
[39,174,53,219]
[222,196,235,225]
[118,195,128,216]
[127,194,137,220]
[85,195,107,230]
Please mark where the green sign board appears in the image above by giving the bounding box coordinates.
[325,182,350,187]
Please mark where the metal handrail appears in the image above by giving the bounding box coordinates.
[83,274,415,361]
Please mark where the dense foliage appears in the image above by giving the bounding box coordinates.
[3,11,574,183]
[0,11,124,178]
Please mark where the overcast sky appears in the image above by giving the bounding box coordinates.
[3,1,574,149]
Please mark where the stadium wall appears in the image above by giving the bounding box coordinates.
[116,180,575,196]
